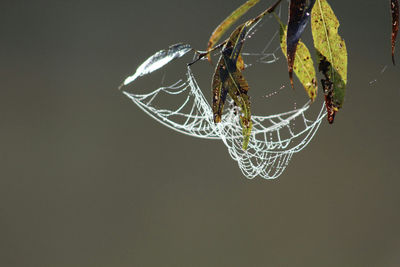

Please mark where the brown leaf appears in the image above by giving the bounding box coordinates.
[319,56,337,124]
[391,0,399,65]
[210,0,284,149]
[212,24,248,123]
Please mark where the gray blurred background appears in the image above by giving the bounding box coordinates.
[1,0,399,266]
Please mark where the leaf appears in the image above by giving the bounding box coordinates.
[221,54,252,150]
[275,15,317,101]
[210,0,284,149]
[221,25,252,149]
[212,22,252,149]
[196,0,282,65]
[207,0,260,62]
[211,62,228,123]
[391,0,399,65]
[287,0,316,88]
[311,0,347,123]
[212,24,248,123]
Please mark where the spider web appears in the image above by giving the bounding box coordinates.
[120,12,326,179]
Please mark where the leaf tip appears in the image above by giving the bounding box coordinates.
[289,70,295,89]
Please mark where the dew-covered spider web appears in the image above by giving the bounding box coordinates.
[120,9,326,179]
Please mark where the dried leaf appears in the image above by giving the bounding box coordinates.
[311,0,347,123]
[221,54,252,149]
[207,0,260,62]
[212,24,248,123]
[276,15,317,101]
[212,22,252,149]
[211,63,228,123]
[391,0,399,65]
[222,24,252,149]
[211,0,284,149]
[287,0,316,88]
[237,54,245,71]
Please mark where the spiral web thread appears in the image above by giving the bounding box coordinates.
[121,13,326,179]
